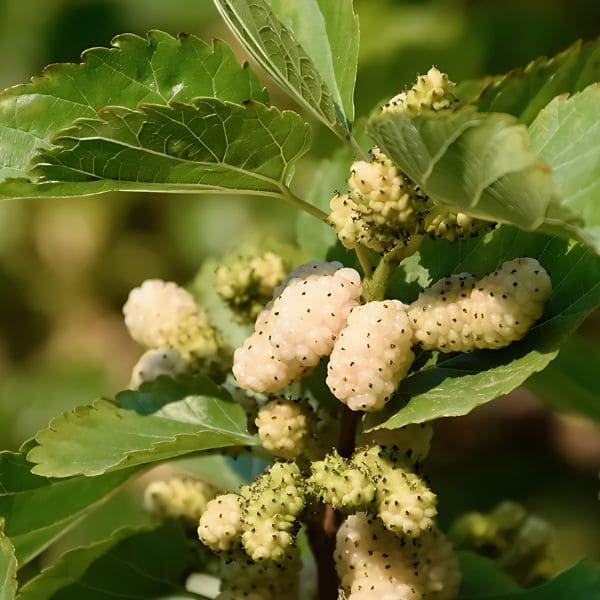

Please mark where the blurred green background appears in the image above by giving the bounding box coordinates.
[0,0,598,576]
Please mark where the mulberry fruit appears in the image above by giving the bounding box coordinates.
[255,398,313,460]
[327,301,415,412]
[198,493,244,552]
[359,423,434,465]
[129,347,187,389]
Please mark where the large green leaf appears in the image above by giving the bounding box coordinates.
[529,85,600,256]
[367,106,589,248]
[213,0,358,137]
[23,99,310,199]
[0,525,17,600]
[365,227,600,431]
[18,524,188,600]
[0,31,266,197]
[526,336,600,422]
[0,449,135,565]
[27,394,258,477]
[458,552,520,598]
[474,38,600,125]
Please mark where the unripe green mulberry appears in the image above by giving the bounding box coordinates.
[129,347,188,389]
[327,300,415,412]
[216,250,287,322]
[255,398,313,460]
[217,549,300,600]
[409,258,551,352]
[198,493,244,552]
[382,67,457,114]
[308,450,376,512]
[123,279,224,370]
[353,445,437,538]
[143,477,215,525]
[335,513,460,600]
[359,423,433,465]
[241,462,305,561]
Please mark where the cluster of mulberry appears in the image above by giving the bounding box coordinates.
[216,249,288,322]
[123,279,227,385]
[409,258,552,352]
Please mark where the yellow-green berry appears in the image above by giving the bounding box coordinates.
[198,493,244,552]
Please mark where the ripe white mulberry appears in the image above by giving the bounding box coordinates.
[335,513,460,600]
[255,398,313,460]
[359,423,434,465]
[308,450,376,512]
[129,347,188,389]
[198,493,244,552]
[327,301,415,412]
[143,477,214,525]
[241,462,305,561]
[123,279,221,366]
[409,258,551,352]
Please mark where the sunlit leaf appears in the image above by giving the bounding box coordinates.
[0,525,17,600]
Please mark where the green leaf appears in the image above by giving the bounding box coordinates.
[0,525,17,600]
[23,99,310,200]
[365,227,600,431]
[367,105,586,247]
[529,85,600,255]
[0,449,135,565]
[458,552,521,598]
[473,38,600,125]
[213,0,358,137]
[462,560,600,600]
[526,336,600,422]
[18,524,189,600]
[0,31,266,195]
[296,151,351,259]
[27,395,258,477]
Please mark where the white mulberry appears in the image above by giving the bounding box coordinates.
[123,279,221,365]
[198,493,244,552]
[255,398,313,460]
[409,258,551,352]
[129,347,188,389]
[143,477,214,525]
[327,300,415,412]
[359,423,434,465]
[268,266,362,367]
[308,451,376,512]
[241,462,305,562]
[335,513,460,600]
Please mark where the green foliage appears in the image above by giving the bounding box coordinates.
[17,524,189,600]
[29,99,310,196]
[367,106,587,248]
[365,227,600,430]
[0,448,135,565]
[458,552,521,597]
[526,336,600,422]
[0,31,266,197]
[0,524,17,600]
[27,393,258,477]
[213,0,358,137]
[474,38,600,125]
[529,84,600,255]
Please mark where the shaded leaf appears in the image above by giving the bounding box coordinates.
[529,85,600,256]
[474,38,600,125]
[0,525,17,600]
[526,336,600,422]
[213,0,357,136]
[365,227,600,430]
[26,99,310,199]
[458,552,520,598]
[0,449,135,565]
[18,524,188,600]
[0,31,266,196]
[367,106,587,247]
[27,395,258,477]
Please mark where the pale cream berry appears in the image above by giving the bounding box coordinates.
[143,477,214,524]
[327,300,415,411]
[198,493,244,552]
[129,347,187,389]
[255,398,312,460]
[360,423,434,465]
